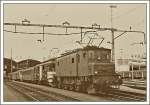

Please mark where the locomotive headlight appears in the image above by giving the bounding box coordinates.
[118,75,121,79]
[94,71,98,74]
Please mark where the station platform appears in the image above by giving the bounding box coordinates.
[9,81,146,101]
[4,82,32,102]
[119,85,146,95]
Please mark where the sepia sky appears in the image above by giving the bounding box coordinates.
[4,3,146,62]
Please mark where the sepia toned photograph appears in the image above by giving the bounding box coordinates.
[1,0,149,104]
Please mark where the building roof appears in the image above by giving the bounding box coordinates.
[4,58,17,64]
[17,59,41,64]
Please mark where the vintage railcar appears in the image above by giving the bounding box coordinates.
[33,58,56,85]
[22,67,35,83]
[8,58,56,86]
[55,46,122,93]
[20,58,56,85]
[8,70,22,81]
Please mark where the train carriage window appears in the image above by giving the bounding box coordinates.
[107,54,110,59]
[52,64,55,68]
[102,54,107,59]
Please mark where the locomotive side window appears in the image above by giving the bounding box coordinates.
[83,52,86,58]
[90,53,93,58]
[72,58,74,63]
[77,54,80,63]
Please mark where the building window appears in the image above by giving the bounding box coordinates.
[72,58,74,63]
[57,62,59,66]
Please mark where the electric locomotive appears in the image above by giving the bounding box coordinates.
[55,46,122,93]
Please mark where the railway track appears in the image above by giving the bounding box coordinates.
[6,81,146,102]
[100,89,146,102]
[5,82,81,102]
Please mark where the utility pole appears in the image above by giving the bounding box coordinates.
[10,48,13,73]
[110,5,117,62]
[111,30,115,62]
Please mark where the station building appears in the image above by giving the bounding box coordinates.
[4,58,41,77]
[116,54,146,80]
[17,59,41,70]
[4,58,17,76]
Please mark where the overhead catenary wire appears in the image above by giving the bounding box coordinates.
[4,22,146,64]
[4,23,109,42]
[3,29,85,36]
[4,22,110,31]
[4,22,146,44]
[4,22,145,39]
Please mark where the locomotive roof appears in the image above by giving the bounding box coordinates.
[60,46,111,57]
[83,46,111,50]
